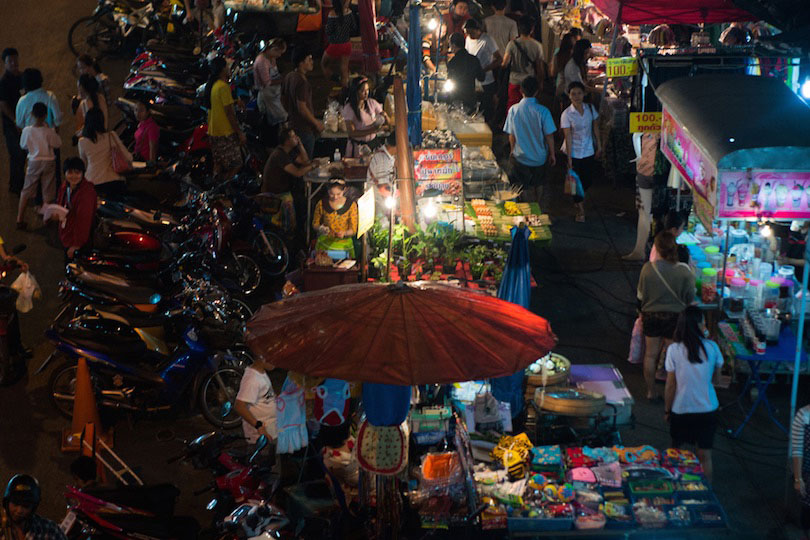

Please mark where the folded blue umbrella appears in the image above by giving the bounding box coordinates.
[491,225,532,417]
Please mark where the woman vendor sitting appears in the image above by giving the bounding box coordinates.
[312,179,358,257]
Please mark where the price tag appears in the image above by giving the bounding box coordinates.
[606,57,638,78]
[629,112,662,133]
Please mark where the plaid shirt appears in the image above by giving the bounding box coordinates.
[1,511,67,540]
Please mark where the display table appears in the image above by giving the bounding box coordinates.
[464,201,552,244]
[717,322,807,437]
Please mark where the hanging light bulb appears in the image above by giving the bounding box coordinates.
[423,202,437,218]
[443,79,455,93]
[385,196,397,209]
[760,221,772,237]
[427,18,439,31]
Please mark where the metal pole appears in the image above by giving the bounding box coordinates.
[719,222,730,313]
[675,173,681,211]
[361,232,368,282]
[602,1,623,101]
[386,200,395,281]
[789,260,809,454]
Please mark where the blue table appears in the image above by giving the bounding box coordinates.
[729,325,806,438]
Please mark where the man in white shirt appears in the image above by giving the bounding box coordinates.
[484,0,518,55]
[366,133,396,218]
[464,19,502,124]
[235,355,278,445]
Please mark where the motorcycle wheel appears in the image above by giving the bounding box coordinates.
[199,366,243,429]
[68,15,121,58]
[253,232,290,277]
[229,298,253,324]
[233,254,261,296]
[49,360,78,418]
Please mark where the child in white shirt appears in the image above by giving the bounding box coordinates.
[18,101,61,229]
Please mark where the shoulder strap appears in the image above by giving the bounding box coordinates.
[650,261,686,307]
[512,39,532,71]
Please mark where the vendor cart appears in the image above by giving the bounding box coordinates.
[654,73,810,441]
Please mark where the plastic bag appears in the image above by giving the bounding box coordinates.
[10,271,40,313]
[564,171,577,196]
[568,168,585,199]
[627,316,645,364]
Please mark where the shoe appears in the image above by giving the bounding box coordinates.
[655,369,667,382]
[20,347,32,360]
[575,214,585,223]
[15,221,27,231]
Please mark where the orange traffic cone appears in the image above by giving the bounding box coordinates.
[79,423,107,483]
[61,357,111,452]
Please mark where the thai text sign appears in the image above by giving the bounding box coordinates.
[414,148,462,195]
[606,57,638,78]
[718,170,810,220]
[629,112,662,133]
[661,108,718,208]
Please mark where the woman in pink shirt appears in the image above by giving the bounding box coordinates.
[134,101,160,164]
[341,76,389,157]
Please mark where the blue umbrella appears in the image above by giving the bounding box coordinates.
[491,225,532,417]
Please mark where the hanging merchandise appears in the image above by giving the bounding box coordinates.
[313,378,352,426]
[362,382,411,426]
[275,376,308,454]
[356,419,409,475]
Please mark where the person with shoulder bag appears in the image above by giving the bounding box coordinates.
[637,231,695,401]
[501,15,545,111]
[561,81,601,222]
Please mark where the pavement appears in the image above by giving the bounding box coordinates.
[0,0,806,537]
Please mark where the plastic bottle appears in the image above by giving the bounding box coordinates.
[701,268,719,303]
[747,279,762,310]
[763,280,780,309]
[333,148,342,162]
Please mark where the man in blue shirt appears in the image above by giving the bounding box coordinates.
[15,68,62,130]
[503,76,556,206]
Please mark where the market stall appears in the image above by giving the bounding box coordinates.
[654,73,810,438]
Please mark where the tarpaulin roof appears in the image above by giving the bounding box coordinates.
[591,0,757,24]
[656,74,810,170]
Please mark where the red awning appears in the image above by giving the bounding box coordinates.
[591,0,757,24]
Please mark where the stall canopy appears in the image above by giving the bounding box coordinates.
[656,74,810,171]
[591,0,757,24]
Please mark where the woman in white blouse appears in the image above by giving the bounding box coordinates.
[561,81,601,222]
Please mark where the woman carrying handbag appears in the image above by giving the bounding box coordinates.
[561,81,601,222]
[637,232,695,401]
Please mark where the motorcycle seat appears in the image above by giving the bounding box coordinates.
[69,266,162,306]
[60,318,148,361]
[93,304,170,328]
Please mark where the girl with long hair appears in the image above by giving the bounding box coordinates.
[75,73,107,137]
[341,76,389,157]
[78,107,132,198]
[664,306,723,482]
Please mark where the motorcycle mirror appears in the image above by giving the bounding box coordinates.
[190,431,217,447]
[11,244,26,255]
[220,401,233,418]
[249,435,268,463]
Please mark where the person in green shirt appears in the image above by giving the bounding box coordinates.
[205,56,246,180]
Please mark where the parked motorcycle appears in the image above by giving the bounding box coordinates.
[43,306,245,429]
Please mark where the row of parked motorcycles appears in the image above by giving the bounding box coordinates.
[43,2,299,537]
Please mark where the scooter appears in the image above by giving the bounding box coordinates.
[61,484,200,540]
[42,308,245,429]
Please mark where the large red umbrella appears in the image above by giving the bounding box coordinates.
[245,282,557,385]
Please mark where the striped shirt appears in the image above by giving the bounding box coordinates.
[791,405,810,457]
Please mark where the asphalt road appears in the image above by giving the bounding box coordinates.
[0,0,225,525]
